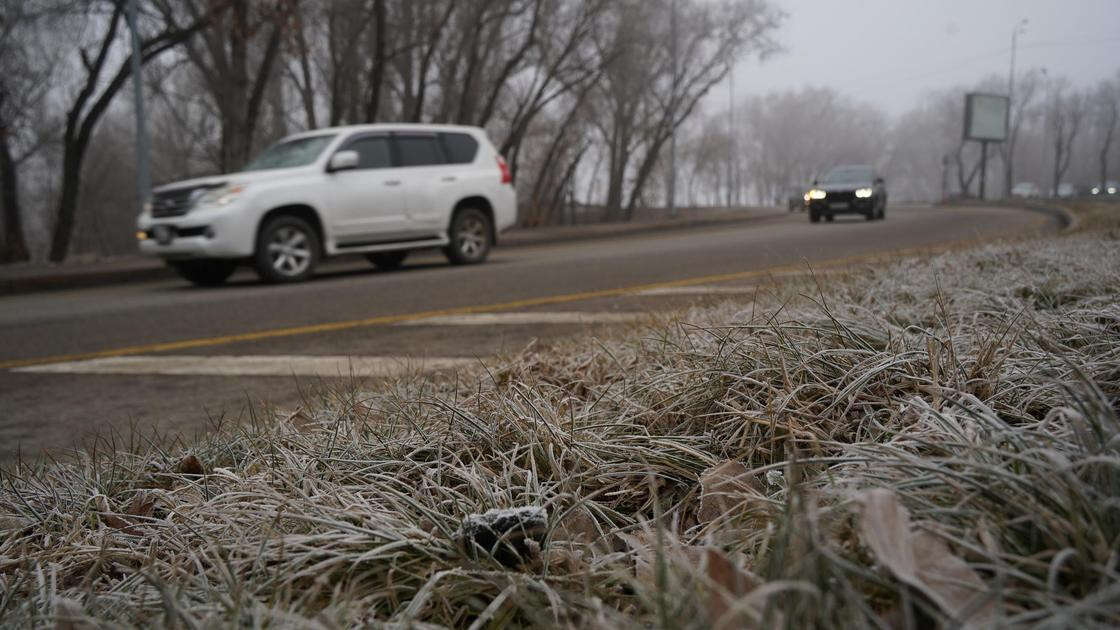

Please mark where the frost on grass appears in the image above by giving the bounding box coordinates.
[1,232,1119,628]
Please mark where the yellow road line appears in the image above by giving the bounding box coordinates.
[0,224,1051,371]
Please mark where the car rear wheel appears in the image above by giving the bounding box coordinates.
[825,214,834,222]
[366,251,408,270]
[444,207,492,265]
[168,259,238,286]
[254,215,320,283]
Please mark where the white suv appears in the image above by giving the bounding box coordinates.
[137,124,517,285]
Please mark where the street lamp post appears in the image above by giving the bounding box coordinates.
[667,0,678,217]
[1005,18,1027,198]
[126,0,151,213]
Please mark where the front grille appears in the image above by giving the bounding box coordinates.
[150,183,222,218]
[825,190,855,203]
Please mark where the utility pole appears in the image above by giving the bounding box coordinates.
[667,0,678,217]
[728,61,735,208]
[127,0,152,212]
[1005,18,1027,198]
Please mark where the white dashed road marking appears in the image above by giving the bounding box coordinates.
[14,355,477,377]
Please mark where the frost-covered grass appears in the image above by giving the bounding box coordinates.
[2,223,1119,628]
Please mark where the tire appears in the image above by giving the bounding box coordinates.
[443,207,492,265]
[253,215,320,283]
[879,202,887,220]
[865,208,876,221]
[810,209,820,223]
[168,259,237,287]
[825,214,835,222]
[366,250,408,270]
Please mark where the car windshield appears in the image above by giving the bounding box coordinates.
[821,166,873,183]
[242,134,336,171]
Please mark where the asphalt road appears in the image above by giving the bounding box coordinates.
[0,204,1058,463]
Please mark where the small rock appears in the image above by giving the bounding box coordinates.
[459,506,548,567]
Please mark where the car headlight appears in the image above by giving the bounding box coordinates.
[1110,187,1118,195]
[803,193,811,202]
[855,187,874,198]
[1091,187,1101,195]
[808,189,827,200]
[200,184,248,206]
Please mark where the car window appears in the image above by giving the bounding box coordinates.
[439,133,479,164]
[345,136,392,169]
[243,134,336,171]
[395,135,445,167]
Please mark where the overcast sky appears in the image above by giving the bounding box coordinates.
[719,0,1120,115]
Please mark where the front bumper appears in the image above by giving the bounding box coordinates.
[809,195,876,215]
[137,205,256,259]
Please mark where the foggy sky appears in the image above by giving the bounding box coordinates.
[720,0,1120,115]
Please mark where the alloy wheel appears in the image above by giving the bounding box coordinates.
[268,226,312,276]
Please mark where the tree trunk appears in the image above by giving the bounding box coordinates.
[49,146,82,262]
[363,0,387,123]
[0,122,30,263]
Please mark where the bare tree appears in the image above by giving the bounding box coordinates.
[48,1,219,262]
[592,0,780,220]
[998,68,1044,198]
[1044,78,1087,196]
[1091,73,1119,191]
[168,0,286,172]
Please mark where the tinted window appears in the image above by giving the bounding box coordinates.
[395,136,445,167]
[243,134,336,171]
[440,132,479,164]
[346,136,392,169]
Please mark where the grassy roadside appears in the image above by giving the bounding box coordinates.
[1,203,1118,628]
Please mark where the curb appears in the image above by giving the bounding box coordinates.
[1,210,778,297]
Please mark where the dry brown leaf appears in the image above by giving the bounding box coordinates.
[177,455,205,476]
[553,506,599,543]
[705,547,759,629]
[697,460,763,525]
[857,489,995,628]
[54,597,93,630]
[126,491,157,518]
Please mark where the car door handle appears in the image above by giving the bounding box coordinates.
[384,180,402,186]
[441,176,457,183]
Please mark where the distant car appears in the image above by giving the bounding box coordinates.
[1011,182,1041,198]
[804,165,887,223]
[1056,183,1075,199]
[785,186,807,212]
[1090,181,1119,197]
[138,124,517,286]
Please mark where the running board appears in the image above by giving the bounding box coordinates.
[331,237,449,255]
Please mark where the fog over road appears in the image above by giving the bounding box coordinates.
[0,204,1058,462]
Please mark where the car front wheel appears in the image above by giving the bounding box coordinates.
[254,216,320,283]
[444,208,492,265]
[168,259,238,286]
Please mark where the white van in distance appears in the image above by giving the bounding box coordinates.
[137,124,517,285]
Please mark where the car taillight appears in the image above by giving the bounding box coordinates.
[497,156,513,185]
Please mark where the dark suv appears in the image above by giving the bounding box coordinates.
[806,165,887,223]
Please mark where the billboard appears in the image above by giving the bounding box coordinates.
[963,93,1010,142]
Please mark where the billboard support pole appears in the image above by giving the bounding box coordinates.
[979,141,988,200]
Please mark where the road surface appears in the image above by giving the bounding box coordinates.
[0,204,1057,463]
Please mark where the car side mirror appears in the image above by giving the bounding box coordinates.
[328,150,359,172]
[812,179,818,186]
[875,177,884,185]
